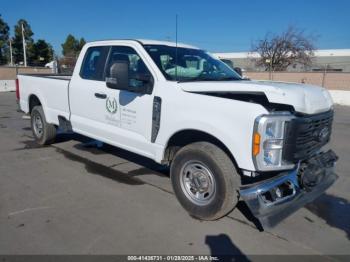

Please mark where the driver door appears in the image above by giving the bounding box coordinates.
[103,45,155,157]
[70,44,154,158]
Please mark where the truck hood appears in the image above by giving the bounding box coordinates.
[180,80,333,114]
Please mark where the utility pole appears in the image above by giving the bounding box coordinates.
[21,23,27,67]
[270,58,273,80]
[322,64,328,87]
[266,58,272,80]
[9,39,13,66]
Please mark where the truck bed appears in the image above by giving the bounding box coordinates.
[18,74,71,125]
[19,74,72,81]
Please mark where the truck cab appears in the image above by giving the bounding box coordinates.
[17,39,338,228]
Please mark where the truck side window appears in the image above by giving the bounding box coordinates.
[105,46,151,88]
[80,46,109,81]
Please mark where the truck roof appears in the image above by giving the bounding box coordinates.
[87,39,199,49]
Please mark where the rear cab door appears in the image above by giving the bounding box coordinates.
[69,41,158,158]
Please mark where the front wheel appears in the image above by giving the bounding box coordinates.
[31,106,56,145]
[170,142,240,220]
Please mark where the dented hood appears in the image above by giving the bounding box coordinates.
[180,80,333,114]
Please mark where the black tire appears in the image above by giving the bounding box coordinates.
[30,106,56,145]
[170,142,240,220]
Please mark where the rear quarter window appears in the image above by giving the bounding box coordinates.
[80,46,110,81]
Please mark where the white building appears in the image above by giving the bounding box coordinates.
[214,49,350,72]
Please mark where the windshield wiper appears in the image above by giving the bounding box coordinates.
[216,77,241,81]
[178,76,243,83]
[177,77,217,83]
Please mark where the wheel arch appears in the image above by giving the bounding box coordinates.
[163,129,240,171]
[28,94,42,114]
[28,93,51,122]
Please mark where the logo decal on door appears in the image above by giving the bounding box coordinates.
[106,97,118,114]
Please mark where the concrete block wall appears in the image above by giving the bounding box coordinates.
[0,66,52,80]
[245,72,350,106]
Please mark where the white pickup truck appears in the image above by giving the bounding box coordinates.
[17,39,338,227]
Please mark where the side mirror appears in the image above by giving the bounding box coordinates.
[234,67,243,77]
[106,61,152,94]
[133,73,151,83]
[129,73,153,94]
[106,61,129,90]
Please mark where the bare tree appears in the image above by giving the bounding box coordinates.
[252,26,316,71]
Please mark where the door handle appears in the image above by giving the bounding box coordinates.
[94,93,107,99]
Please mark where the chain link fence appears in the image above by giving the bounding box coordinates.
[1,65,349,92]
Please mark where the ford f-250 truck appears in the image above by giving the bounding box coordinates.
[17,39,338,228]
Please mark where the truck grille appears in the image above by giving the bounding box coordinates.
[283,110,334,162]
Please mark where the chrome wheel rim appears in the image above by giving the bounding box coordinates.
[180,161,216,206]
[32,113,43,138]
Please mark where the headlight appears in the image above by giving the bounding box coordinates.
[253,113,295,171]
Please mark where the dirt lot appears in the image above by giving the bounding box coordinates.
[0,92,349,258]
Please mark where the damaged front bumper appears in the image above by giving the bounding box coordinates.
[240,150,338,228]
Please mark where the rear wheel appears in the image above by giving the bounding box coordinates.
[31,106,56,145]
[170,142,240,220]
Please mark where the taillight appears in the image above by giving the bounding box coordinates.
[16,78,20,100]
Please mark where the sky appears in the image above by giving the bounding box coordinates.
[1,0,350,56]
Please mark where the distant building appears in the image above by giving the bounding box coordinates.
[214,49,350,72]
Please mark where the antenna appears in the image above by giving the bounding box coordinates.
[175,14,178,81]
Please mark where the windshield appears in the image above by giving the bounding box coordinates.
[143,45,242,82]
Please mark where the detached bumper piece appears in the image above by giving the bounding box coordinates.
[240,150,338,228]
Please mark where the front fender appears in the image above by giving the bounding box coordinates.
[158,114,263,171]
[154,83,269,170]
